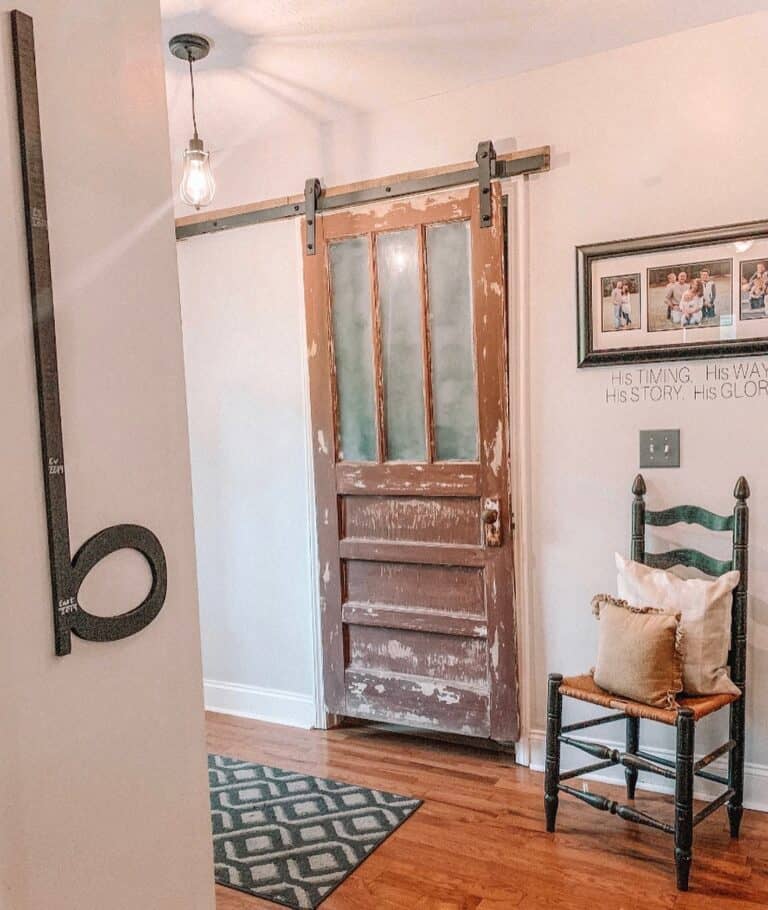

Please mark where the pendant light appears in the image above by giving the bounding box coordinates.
[169,33,216,209]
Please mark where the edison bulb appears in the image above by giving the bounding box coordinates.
[180,137,215,209]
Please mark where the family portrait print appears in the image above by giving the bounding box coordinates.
[601,273,641,332]
[646,259,731,333]
[740,259,768,320]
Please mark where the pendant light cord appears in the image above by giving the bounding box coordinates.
[188,53,199,140]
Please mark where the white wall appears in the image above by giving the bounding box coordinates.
[0,3,215,908]
[176,11,768,803]
[176,219,317,727]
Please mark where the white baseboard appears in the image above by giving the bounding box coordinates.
[529,729,768,812]
[204,679,316,729]
[515,732,531,768]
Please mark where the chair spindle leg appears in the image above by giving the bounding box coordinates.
[625,716,639,800]
[674,708,695,892]
[544,673,563,833]
[727,697,745,838]
[728,476,749,837]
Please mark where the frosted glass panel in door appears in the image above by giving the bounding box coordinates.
[329,238,377,461]
[426,221,478,460]
[377,230,427,461]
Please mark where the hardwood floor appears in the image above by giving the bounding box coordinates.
[207,712,768,909]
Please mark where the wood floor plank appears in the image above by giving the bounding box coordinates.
[207,712,768,909]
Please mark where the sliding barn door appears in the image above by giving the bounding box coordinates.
[303,185,517,741]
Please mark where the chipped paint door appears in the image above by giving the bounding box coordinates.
[303,184,517,740]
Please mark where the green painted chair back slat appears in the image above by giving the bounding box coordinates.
[644,549,733,578]
[646,505,733,533]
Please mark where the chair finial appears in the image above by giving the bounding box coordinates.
[734,476,750,501]
[632,474,646,497]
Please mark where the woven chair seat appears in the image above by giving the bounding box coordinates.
[559,674,738,726]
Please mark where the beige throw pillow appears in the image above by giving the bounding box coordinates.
[616,553,740,697]
[592,595,683,708]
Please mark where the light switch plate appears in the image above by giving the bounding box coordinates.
[639,429,680,468]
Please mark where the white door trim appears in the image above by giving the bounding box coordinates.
[504,178,535,766]
[295,219,327,730]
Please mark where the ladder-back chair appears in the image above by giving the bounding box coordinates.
[544,473,750,891]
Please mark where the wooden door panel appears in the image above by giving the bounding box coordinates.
[347,625,488,686]
[336,462,480,496]
[339,540,485,566]
[345,670,490,738]
[303,184,517,741]
[341,496,481,545]
[342,603,487,638]
[344,561,485,615]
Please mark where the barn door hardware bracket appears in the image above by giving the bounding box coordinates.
[476,140,497,227]
[304,178,321,254]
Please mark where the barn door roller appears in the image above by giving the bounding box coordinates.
[305,177,321,255]
[476,140,497,228]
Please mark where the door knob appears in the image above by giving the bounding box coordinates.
[481,508,499,524]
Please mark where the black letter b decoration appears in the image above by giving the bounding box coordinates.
[12,11,168,655]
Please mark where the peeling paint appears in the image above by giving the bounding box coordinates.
[487,420,503,476]
[317,429,328,455]
[344,495,483,544]
[386,640,415,661]
[308,340,318,357]
[415,680,453,701]
[489,633,500,671]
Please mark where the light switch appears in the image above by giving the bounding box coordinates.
[639,429,680,468]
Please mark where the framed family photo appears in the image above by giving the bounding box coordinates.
[600,273,641,333]
[740,258,768,320]
[577,219,768,366]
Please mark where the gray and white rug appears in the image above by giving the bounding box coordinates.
[209,753,422,908]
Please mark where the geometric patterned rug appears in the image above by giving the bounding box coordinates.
[209,754,422,908]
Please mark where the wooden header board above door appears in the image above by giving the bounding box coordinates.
[303,184,518,742]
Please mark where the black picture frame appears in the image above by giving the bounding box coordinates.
[577,218,768,367]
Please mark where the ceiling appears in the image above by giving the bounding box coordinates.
[162,0,768,159]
